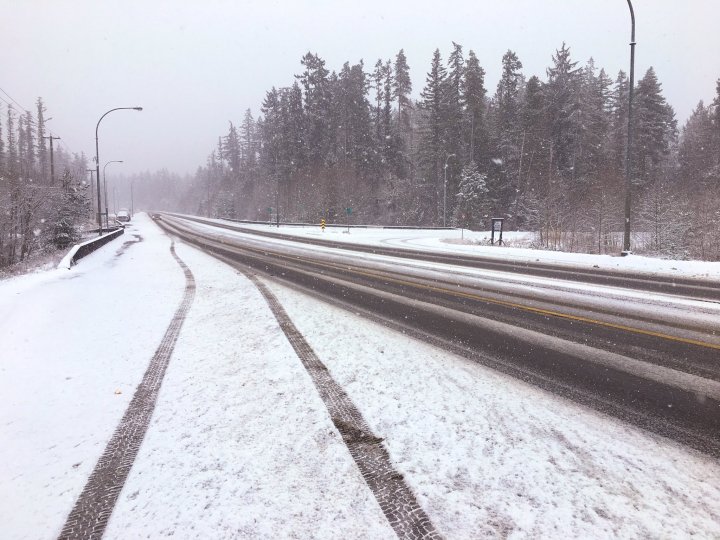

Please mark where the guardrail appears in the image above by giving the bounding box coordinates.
[57,228,124,269]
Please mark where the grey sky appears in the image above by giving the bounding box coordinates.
[2,0,719,176]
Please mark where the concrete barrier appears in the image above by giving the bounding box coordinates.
[57,228,124,269]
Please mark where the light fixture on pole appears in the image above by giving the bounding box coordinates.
[622,0,636,255]
[443,153,456,227]
[103,160,124,229]
[95,107,142,235]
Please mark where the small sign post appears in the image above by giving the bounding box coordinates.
[346,207,352,233]
[267,207,273,224]
[320,218,326,232]
[491,217,504,246]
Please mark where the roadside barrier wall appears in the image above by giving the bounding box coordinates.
[57,227,124,269]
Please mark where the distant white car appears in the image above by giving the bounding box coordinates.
[117,209,131,223]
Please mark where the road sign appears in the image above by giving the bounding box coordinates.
[491,217,504,245]
[346,207,352,215]
[320,218,326,232]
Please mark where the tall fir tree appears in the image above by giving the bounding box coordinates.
[545,43,582,179]
[418,49,448,223]
[632,67,677,188]
[488,49,524,220]
[461,50,487,167]
[297,52,331,165]
[454,161,489,230]
[36,98,48,184]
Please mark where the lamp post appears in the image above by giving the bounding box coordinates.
[103,160,123,229]
[95,107,142,234]
[622,0,636,255]
[443,153,456,227]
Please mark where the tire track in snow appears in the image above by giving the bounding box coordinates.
[58,242,195,540]
[245,272,442,540]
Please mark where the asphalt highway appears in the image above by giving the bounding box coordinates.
[165,212,720,301]
[156,213,720,457]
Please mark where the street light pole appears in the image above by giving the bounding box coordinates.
[622,0,636,255]
[443,153,456,227]
[103,160,124,229]
[95,107,142,235]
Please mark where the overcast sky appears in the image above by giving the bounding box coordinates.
[1,0,719,177]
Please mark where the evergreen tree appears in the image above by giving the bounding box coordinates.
[516,75,549,228]
[679,101,715,189]
[337,61,374,175]
[632,67,677,187]
[381,59,395,166]
[23,110,35,181]
[679,99,720,259]
[461,50,487,166]
[454,160,489,230]
[711,79,720,167]
[297,52,331,165]
[48,169,89,248]
[394,49,412,139]
[223,122,241,178]
[286,81,307,174]
[444,42,465,217]
[488,49,524,220]
[545,43,582,178]
[36,98,48,184]
[610,71,629,175]
[418,49,448,223]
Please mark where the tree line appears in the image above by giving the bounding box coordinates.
[180,42,719,260]
[0,98,90,270]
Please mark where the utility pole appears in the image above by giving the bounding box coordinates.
[43,135,61,185]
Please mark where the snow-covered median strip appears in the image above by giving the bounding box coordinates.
[209,217,720,280]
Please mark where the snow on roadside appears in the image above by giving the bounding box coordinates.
[104,240,394,539]
[0,215,186,539]
[228,220,720,280]
[265,278,720,538]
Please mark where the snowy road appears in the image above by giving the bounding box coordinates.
[158,213,720,453]
[2,214,720,538]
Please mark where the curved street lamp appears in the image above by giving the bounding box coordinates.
[103,160,124,228]
[622,0,636,255]
[443,153,456,227]
[95,107,142,234]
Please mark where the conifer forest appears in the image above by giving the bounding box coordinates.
[2,42,720,269]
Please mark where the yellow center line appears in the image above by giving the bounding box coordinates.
[184,219,720,352]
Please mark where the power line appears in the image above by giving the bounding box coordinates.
[0,85,31,113]
[0,85,80,157]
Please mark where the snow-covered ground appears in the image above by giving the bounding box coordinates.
[219,219,720,280]
[0,215,186,537]
[2,214,720,538]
